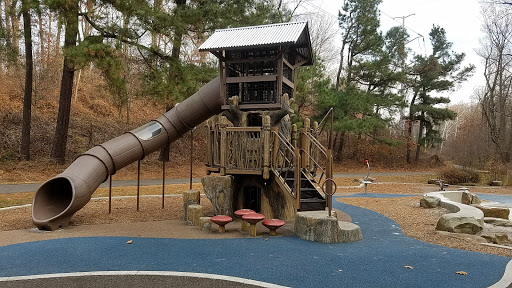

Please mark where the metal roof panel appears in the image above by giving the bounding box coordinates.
[199,22,309,51]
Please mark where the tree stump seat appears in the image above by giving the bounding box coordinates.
[211,215,233,233]
[262,219,285,236]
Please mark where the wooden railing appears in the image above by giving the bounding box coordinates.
[223,127,264,174]
[271,129,300,201]
[205,112,334,211]
[299,117,334,201]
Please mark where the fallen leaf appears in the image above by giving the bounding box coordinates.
[404,265,414,269]
[264,238,268,241]
[456,271,467,275]
[338,270,343,272]
[126,240,133,244]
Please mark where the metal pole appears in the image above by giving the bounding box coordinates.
[108,175,112,214]
[190,128,194,190]
[137,160,140,211]
[162,159,165,209]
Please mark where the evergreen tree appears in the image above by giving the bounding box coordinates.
[406,25,475,162]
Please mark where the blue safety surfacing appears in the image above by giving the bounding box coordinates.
[0,198,509,288]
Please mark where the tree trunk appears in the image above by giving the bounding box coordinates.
[171,0,186,61]
[415,113,425,162]
[51,1,78,164]
[20,0,33,161]
[55,16,62,56]
[10,0,19,55]
[4,0,13,61]
[335,42,346,89]
[38,10,44,64]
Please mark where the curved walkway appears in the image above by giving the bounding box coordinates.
[0,195,510,287]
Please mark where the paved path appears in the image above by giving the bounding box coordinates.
[0,195,509,287]
[0,172,435,194]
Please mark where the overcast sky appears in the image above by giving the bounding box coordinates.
[298,0,484,104]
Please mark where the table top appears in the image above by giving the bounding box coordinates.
[242,213,265,221]
[234,209,256,217]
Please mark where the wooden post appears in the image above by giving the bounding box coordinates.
[263,116,271,180]
[220,117,228,176]
[311,121,319,172]
[294,147,301,210]
[277,50,284,103]
[291,124,297,148]
[137,160,140,211]
[219,55,226,102]
[300,117,310,169]
[326,149,333,216]
[108,175,112,214]
[271,126,279,169]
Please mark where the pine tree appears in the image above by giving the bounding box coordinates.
[406,25,475,162]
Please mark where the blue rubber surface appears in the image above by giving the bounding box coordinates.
[0,199,509,288]
[478,194,512,208]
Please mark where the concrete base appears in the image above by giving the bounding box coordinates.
[294,211,362,244]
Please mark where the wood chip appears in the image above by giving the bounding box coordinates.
[126,240,133,244]
[456,271,467,275]
[404,265,414,269]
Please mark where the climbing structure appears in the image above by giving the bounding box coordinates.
[199,22,334,221]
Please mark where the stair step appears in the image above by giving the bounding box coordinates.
[299,198,326,211]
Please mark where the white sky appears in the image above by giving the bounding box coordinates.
[297,0,484,104]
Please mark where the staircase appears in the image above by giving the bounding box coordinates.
[281,168,326,211]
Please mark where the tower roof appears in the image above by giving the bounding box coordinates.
[199,22,313,65]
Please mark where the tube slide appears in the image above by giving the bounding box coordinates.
[32,77,222,230]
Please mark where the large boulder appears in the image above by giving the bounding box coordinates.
[473,205,510,219]
[201,176,234,216]
[481,233,509,245]
[420,195,440,208]
[484,217,512,227]
[294,211,362,243]
[461,191,481,205]
[436,214,483,234]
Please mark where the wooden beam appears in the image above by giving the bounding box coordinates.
[225,127,262,132]
[226,75,276,83]
[221,103,282,110]
[226,169,263,175]
[226,56,278,64]
[283,78,295,90]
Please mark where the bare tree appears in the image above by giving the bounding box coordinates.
[478,3,512,162]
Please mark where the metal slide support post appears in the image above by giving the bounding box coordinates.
[108,175,112,214]
[162,160,165,209]
[137,160,140,211]
[190,128,194,190]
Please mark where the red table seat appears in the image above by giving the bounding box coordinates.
[211,215,233,233]
[262,219,286,236]
[242,213,265,237]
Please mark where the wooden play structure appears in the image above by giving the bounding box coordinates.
[199,22,335,221]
